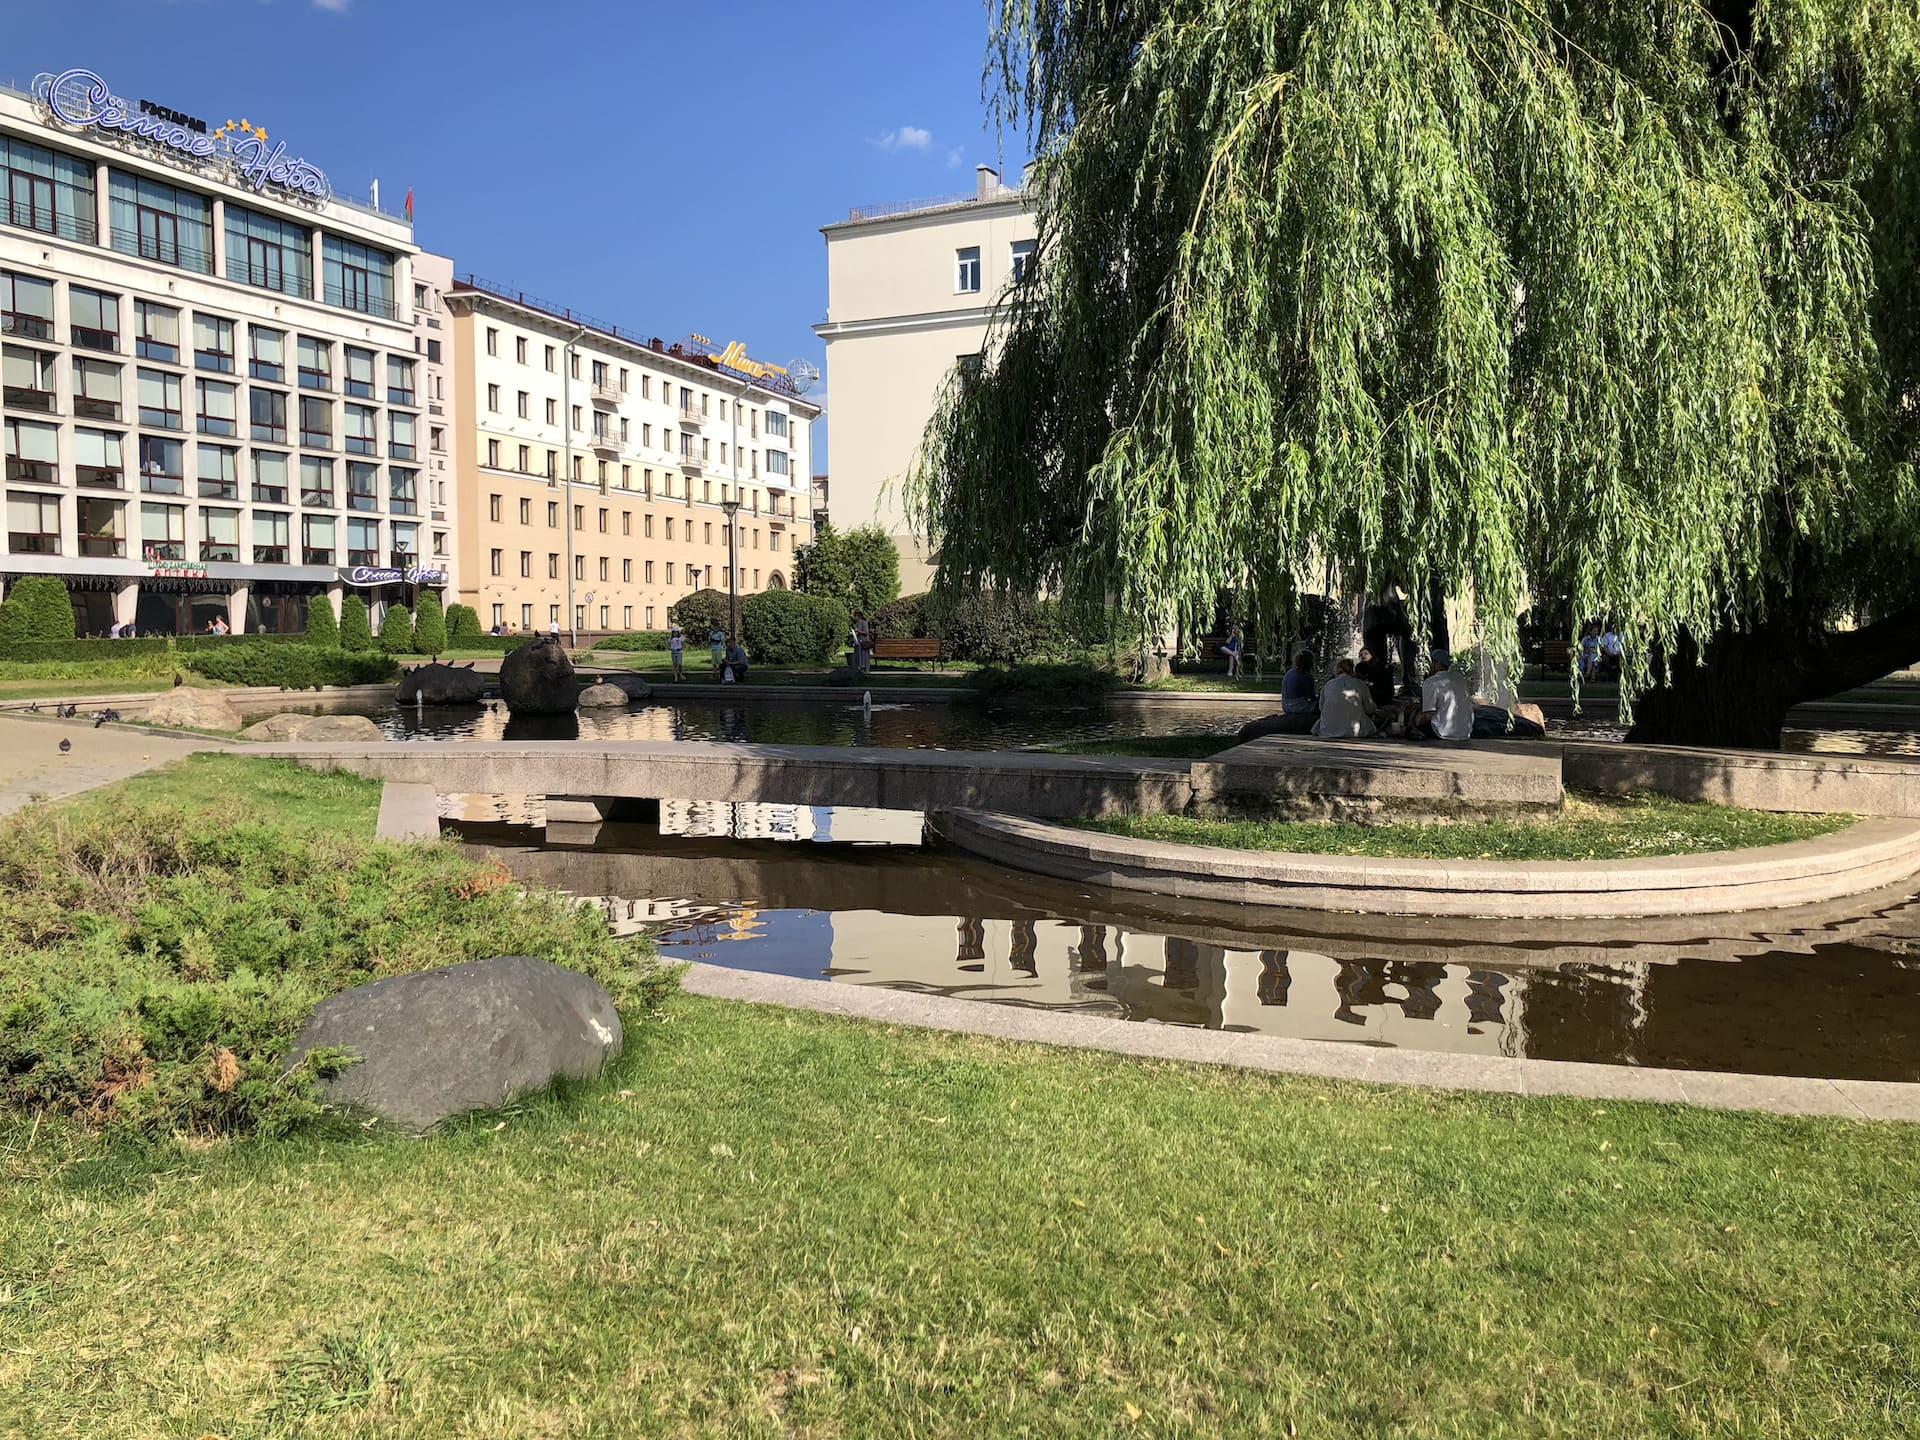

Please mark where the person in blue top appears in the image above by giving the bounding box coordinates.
[1281,650,1317,715]
[1222,625,1245,678]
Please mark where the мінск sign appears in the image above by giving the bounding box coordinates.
[32,68,332,207]
[339,563,446,588]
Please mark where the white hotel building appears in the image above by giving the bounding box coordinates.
[0,67,440,634]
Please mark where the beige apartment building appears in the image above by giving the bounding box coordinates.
[443,280,818,638]
[815,166,1034,591]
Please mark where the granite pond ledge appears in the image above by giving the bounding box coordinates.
[678,962,1920,1122]
[928,809,1920,919]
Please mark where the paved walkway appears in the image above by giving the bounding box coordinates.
[0,714,220,817]
[680,961,1919,1121]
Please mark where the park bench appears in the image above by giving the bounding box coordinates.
[871,636,943,663]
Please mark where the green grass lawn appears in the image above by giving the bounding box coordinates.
[2,997,1914,1437]
[1077,792,1851,860]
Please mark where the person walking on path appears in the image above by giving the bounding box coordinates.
[668,625,686,682]
[851,612,873,675]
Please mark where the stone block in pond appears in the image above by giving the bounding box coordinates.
[397,662,489,706]
[500,637,577,715]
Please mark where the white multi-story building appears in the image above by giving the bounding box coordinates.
[444,279,820,638]
[815,166,1034,591]
[0,66,432,634]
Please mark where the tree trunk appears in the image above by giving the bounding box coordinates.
[1626,601,1920,749]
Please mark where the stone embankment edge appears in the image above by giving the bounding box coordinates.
[677,961,1916,1121]
[930,809,1920,919]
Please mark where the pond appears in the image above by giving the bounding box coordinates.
[457,802,1920,1084]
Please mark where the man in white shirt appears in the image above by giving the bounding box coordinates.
[1314,658,1378,738]
[1419,657,1475,741]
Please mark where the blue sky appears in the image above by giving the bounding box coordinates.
[3,0,1028,473]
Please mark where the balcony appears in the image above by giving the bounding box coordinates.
[679,451,704,475]
[591,432,620,457]
[677,405,705,429]
[199,542,239,562]
[591,380,623,406]
[4,385,56,413]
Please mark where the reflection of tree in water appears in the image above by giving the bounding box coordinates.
[1075,924,1109,972]
[501,711,580,742]
[955,916,986,970]
[1009,920,1039,975]
[1464,970,1509,1028]
[1256,950,1290,1007]
[1334,960,1447,1026]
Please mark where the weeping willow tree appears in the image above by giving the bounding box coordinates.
[911,0,1920,746]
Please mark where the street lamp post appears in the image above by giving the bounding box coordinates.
[720,496,742,643]
[559,323,587,647]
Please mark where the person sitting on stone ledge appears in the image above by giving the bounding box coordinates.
[1415,655,1475,741]
[1281,650,1318,717]
[1314,658,1379,738]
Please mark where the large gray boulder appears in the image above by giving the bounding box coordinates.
[397,662,488,706]
[283,956,623,1134]
[500,637,577,715]
[577,682,631,708]
[142,688,243,731]
[241,712,386,742]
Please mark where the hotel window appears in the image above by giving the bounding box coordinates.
[1,134,95,243]
[570,353,582,381]
[644,605,655,627]
[1010,238,1035,283]
[250,326,286,382]
[766,411,789,440]
[77,428,126,489]
[642,423,652,447]
[486,439,501,468]
[109,171,213,273]
[347,462,379,512]
[551,604,561,626]
[140,500,186,559]
[252,450,289,505]
[69,287,119,352]
[138,369,183,429]
[431,427,445,454]
[390,411,417,460]
[519,550,531,577]
[0,272,53,342]
[621,465,631,489]
[193,314,235,373]
[322,236,396,317]
[622,558,632,581]
[544,344,556,372]
[195,378,237,437]
[644,560,654,583]
[225,204,313,297]
[135,301,180,362]
[347,517,380,567]
[665,562,674,585]
[3,346,55,411]
[665,517,674,541]
[489,548,502,576]
[517,391,530,419]
[196,443,238,500]
[486,328,499,357]
[955,245,981,293]
[546,398,557,424]
[597,460,609,483]
[599,605,609,629]
[572,405,584,431]
[515,336,527,364]
[644,514,654,538]
[344,347,376,399]
[253,509,291,564]
[295,336,332,390]
[621,511,631,536]
[547,553,559,579]
[299,394,332,449]
[518,443,530,472]
[598,558,608,582]
[386,356,414,405]
[547,501,558,527]
[640,376,651,400]
[487,384,500,412]
[597,507,608,533]
[518,497,530,524]
[5,418,57,482]
[344,405,377,456]
[623,605,633,629]
[574,556,585,581]
[302,512,335,565]
[767,450,790,477]
[703,522,712,544]
[519,603,531,629]
[488,494,501,522]
[390,468,419,515]
[138,436,183,492]
[250,388,287,444]
[299,456,333,507]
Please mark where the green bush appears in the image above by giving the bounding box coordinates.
[930,591,1067,665]
[184,645,398,689]
[669,588,732,638]
[0,577,77,647]
[446,603,483,646]
[0,759,674,1136]
[338,595,373,652]
[0,654,180,683]
[412,592,447,657]
[794,522,901,614]
[591,631,671,652]
[741,590,850,666]
[303,594,340,648]
[967,660,1120,702]
[0,634,310,662]
[870,592,933,640]
[378,605,415,654]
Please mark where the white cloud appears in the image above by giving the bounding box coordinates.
[312,0,351,12]
[870,125,933,153]
[945,146,965,169]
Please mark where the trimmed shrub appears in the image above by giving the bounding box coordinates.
[591,631,672,652]
[338,595,374,652]
[870,592,932,640]
[742,590,850,666]
[967,660,1119,702]
[0,634,309,662]
[669,588,732,638]
[304,593,340,647]
[446,603,483,646]
[184,645,398,689]
[379,605,415,654]
[0,577,77,647]
[795,522,901,614]
[929,591,1065,666]
[412,592,447,657]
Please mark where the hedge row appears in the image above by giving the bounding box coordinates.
[183,645,399,689]
[0,634,315,662]
[590,631,672,653]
